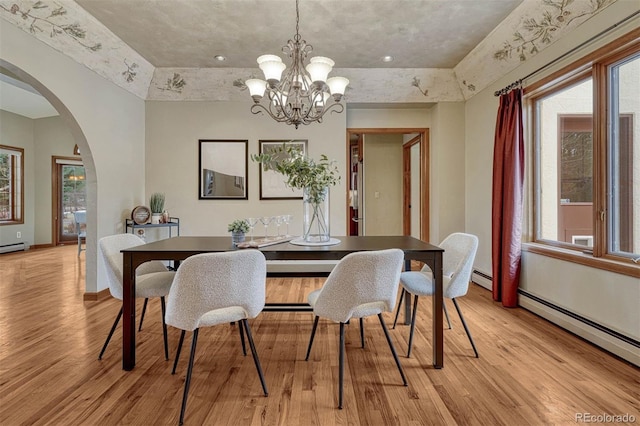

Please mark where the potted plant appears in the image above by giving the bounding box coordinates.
[149,192,165,224]
[252,144,340,243]
[228,219,250,245]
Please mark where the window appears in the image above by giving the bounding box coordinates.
[0,145,24,225]
[528,34,639,267]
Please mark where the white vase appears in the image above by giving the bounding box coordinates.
[302,186,330,243]
[151,213,161,224]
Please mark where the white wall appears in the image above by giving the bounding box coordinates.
[464,1,640,363]
[1,22,147,293]
[0,110,34,247]
[145,101,347,238]
[33,116,77,245]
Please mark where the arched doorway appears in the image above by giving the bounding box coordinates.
[0,59,97,296]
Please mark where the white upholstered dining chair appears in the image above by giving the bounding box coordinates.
[165,250,268,426]
[305,248,407,409]
[97,234,175,360]
[393,232,479,358]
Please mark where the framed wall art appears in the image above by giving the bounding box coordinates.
[258,139,307,200]
[199,139,248,200]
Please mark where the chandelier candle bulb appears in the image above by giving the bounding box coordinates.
[246,79,267,101]
[327,77,349,100]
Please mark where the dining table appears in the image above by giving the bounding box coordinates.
[120,235,444,371]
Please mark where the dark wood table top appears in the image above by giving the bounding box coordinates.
[122,235,443,261]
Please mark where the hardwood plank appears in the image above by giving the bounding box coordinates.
[0,245,638,425]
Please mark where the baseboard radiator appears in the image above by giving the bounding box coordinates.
[0,242,26,254]
[471,269,639,366]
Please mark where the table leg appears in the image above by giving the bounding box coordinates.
[122,253,136,370]
[432,252,444,368]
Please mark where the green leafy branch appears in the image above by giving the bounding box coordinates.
[1,2,102,51]
[252,143,340,204]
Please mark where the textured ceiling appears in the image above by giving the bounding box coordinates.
[1,0,626,105]
[75,0,524,69]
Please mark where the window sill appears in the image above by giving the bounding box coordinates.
[0,220,24,226]
[522,243,640,279]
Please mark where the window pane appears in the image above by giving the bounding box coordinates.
[0,146,23,223]
[608,53,639,257]
[0,153,11,220]
[61,165,86,238]
[536,79,594,247]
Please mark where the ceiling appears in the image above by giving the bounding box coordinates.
[1,0,626,112]
[74,0,524,69]
[0,73,59,119]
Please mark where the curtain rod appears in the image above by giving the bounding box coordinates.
[494,10,640,97]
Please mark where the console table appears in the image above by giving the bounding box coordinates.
[120,236,444,371]
[125,217,180,238]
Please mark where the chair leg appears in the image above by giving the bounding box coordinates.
[179,328,199,426]
[338,322,345,409]
[160,297,169,360]
[407,295,419,358]
[305,316,320,361]
[138,298,149,331]
[443,299,452,330]
[378,314,408,386]
[359,318,365,348]
[172,330,186,374]
[241,319,268,396]
[392,288,406,329]
[238,320,247,356]
[452,298,479,358]
[98,307,123,360]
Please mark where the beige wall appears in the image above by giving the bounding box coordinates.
[430,102,466,244]
[2,22,147,293]
[33,116,78,245]
[144,101,347,238]
[464,1,640,364]
[0,110,34,247]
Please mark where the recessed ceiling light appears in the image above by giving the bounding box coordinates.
[382,55,394,63]
[214,55,227,62]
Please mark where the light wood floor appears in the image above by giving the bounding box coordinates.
[1,245,638,425]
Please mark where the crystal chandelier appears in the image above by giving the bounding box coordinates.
[245,0,349,129]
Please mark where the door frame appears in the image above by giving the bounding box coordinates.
[346,128,429,241]
[51,155,84,246]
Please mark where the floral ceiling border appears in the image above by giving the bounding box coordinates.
[454,0,618,100]
[147,68,464,103]
[0,0,624,103]
[0,0,153,99]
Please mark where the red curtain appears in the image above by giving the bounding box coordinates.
[492,89,524,308]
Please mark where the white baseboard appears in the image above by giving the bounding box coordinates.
[471,269,638,366]
[519,294,639,367]
[471,269,492,290]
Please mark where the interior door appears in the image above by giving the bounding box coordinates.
[346,128,429,241]
[357,161,365,235]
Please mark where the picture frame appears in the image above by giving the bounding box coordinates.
[258,139,308,200]
[199,139,248,200]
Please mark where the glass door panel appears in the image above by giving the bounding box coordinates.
[59,164,86,243]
